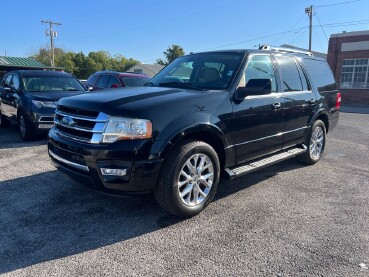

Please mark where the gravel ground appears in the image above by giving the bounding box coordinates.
[0,111,368,276]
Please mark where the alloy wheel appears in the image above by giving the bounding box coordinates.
[310,126,324,159]
[177,153,214,207]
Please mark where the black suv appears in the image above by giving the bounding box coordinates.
[0,70,86,140]
[86,71,150,91]
[48,46,340,217]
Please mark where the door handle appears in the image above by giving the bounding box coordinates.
[308,98,316,104]
[272,102,281,110]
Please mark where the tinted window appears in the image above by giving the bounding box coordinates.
[86,74,99,86]
[243,55,277,92]
[11,74,20,90]
[303,58,336,91]
[96,75,110,88]
[3,74,13,87]
[276,56,303,92]
[150,52,244,90]
[107,76,121,88]
[121,77,150,87]
[23,75,85,92]
[296,61,310,90]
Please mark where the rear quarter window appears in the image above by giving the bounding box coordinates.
[303,58,336,91]
[86,74,99,86]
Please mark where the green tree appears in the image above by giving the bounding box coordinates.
[156,44,185,66]
[31,47,140,79]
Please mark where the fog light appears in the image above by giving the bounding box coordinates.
[100,168,127,176]
[39,124,54,129]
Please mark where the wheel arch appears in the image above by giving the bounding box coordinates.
[156,124,228,170]
[310,109,330,133]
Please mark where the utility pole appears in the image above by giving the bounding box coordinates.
[305,5,313,51]
[41,19,61,67]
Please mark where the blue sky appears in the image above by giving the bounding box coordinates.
[1,0,369,63]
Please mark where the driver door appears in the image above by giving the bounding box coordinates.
[233,54,285,164]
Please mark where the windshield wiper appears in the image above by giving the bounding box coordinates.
[158,82,205,91]
[64,88,81,91]
[144,81,155,87]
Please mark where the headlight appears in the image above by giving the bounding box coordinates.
[102,117,152,143]
[32,100,57,108]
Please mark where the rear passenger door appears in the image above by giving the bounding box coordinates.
[274,55,316,149]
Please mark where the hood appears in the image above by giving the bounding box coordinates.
[58,87,205,115]
[27,91,86,102]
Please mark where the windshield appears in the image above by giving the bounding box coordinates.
[23,75,86,92]
[149,52,244,90]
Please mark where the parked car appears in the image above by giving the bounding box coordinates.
[86,71,150,90]
[48,46,340,217]
[0,70,87,140]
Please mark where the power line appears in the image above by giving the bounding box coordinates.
[289,28,309,44]
[41,19,61,67]
[314,12,329,41]
[312,26,325,52]
[316,0,360,8]
[202,27,309,51]
[59,0,242,40]
[270,13,306,44]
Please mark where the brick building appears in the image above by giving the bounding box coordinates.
[327,30,369,105]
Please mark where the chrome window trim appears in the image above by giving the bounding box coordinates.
[225,126,310,149]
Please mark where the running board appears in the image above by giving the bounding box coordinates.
[225,146,307,180]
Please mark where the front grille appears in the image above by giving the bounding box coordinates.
[54,106,108,144]
[58,105,99,118]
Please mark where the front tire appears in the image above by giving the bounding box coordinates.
[18,113,34,141]
[297,120,326,165]
[154,139,220,217]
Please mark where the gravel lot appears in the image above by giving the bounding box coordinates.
[0,111,368,276]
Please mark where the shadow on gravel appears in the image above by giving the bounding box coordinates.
[0,125,47,149]
[0,159,305,274]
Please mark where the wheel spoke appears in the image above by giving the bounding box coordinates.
[197,155,206,173]
[199,189,207,198]
[180,183,193,198]
[177,153,214,207]
[193,188,199,205]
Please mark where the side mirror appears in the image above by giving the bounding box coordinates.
[110,84,120,88]
[236,79,272,100]
[87,86,94,91]
[4,87,11,92]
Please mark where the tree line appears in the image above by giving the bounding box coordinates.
[32,44,185,79]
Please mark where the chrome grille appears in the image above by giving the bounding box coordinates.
[54,106,108,144]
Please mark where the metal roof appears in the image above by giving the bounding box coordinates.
[0,56,46,67]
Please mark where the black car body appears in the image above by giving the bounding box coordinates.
[48,47,340,217]
[0,70,87,140]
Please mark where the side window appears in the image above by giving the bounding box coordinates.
[107,76,120,88]
[96,75,110,88]
[86,74,99,86]
[304,58,336,91]
[276,56,303,92]
[296,61,310,91]
[11,74,20,91]
[4,74,13,87]
[242,55,277,92]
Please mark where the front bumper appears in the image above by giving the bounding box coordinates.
[48,128,163,194]
[27,112,55,132]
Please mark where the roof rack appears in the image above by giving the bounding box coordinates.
[259,45,313,56]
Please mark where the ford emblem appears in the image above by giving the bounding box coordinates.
[61,116,76,126]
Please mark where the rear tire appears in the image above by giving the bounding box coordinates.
[18,113,34,141]
[154,139,220,217]
[297,120,326,165]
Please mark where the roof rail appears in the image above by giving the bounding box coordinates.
[259,45,313,56]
